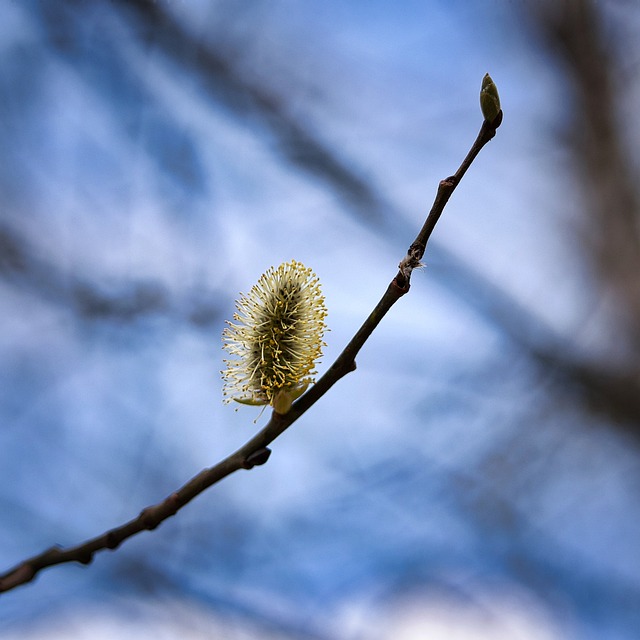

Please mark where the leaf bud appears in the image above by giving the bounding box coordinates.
[480,73,501,124]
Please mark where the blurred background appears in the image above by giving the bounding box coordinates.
[1,1,639,638]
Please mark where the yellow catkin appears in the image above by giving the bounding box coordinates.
[221,260,327,413]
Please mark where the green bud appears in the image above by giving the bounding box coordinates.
[480,73,501,123]
[272,383,309,415]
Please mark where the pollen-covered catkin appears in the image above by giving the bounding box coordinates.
[222,260,327,414]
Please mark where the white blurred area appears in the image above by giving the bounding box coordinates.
[4,588,564,640]
[345,591,563,640]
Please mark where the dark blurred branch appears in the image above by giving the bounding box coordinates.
[10,1,640,432]
[119,0,640,430]
[0,103,501,594]
[0,224,222,327]
[524,0,640,350]
[105,0,390,227]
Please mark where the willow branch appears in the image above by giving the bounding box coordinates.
[0,110,502,595]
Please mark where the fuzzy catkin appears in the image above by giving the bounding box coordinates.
[222,260,327,413]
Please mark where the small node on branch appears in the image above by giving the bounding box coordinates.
[164,492,181,515]
[140,507,161,530]
[442,176,457,188]
[42,545,63,560]
[243,447,272,469]
[105,530,121,549]
[398,242,426,289]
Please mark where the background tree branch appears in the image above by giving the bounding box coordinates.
[9,0,638,437]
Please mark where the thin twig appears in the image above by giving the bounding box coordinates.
[0,111,502,595]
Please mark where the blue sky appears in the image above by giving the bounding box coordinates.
[1,1,639,639]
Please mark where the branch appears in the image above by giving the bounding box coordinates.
[0,108,502,595]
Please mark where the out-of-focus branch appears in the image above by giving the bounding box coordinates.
[0,224,222,327]
[524,0,640,352]
[117,0,640,431]
[69,0,389,227]
[12,1,640,431]
[0,102,502,594]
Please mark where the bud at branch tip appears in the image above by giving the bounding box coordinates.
[480,73,501,124]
